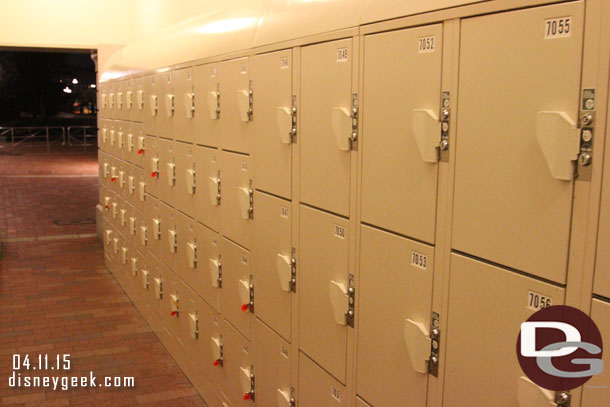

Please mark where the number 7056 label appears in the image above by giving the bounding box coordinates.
[527,290,552,311]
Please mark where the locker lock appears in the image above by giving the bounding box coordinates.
[138,149,144,155]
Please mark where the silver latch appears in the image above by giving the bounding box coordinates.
[429,312,440,377]
[216,170,222,205]
[578,89,595,181]
[216,83,221,118]
[248,179,254,219]
[247,275,255,313]
[290,247,297,293]
[350,93,359,150]
[217,254,223,288]
[439,91,450,162]
[555,391,571,407]
[248,80,254,121]
[347,274,355,328]
[290,95,297,143]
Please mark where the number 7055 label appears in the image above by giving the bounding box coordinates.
[544,17,571,39]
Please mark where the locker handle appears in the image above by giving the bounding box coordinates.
[184,93,194,118]
[411,109,441,163]
[137,90,144,110]
[121,247,128,264]
[127,133,134,151]
[105,229,112,245]
[276,254,292,292]
[277,389,292,407]
[209,258,220,288]
[185,169,196,195]
[141,269,149,289]
[153,219,161,240]
[139,181,147,202]
[238,279,251,311]
[188,312,198,339]
[238,186,250,220]
[126,91,133,109]
[240,366,252,395]
[403,319,431,374]
[208,177,219,206]
[129,217,136,235]
[130,257,138,275]
[166,162,176,186]
[140,226,148,246]
[165,94,175,117]
[112,238,119,254]
[237,90,251,122]
[208,91,219,120]
[517,376,555,407]
[332,107,352,151]
[154,277,162,299]
[150,95,158,116]
[329,280,349,325]
[168,229,177,253]
[276,107,293,144]
[187,242,197,268]
[536,111,579,181]
[211,337,222,365]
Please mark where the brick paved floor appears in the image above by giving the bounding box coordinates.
[0,146,206,406]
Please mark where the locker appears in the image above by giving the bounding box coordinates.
[157,69,175,140]
[361,24,443,244]
[300,38,353,216]
[124,78,133,122]
[124,163,138,208]
[252,191,292,341]
[133,165,147,213]
[299,205,349,382]
[299,353,346,407]
[357,225,434,407]
[132,122,146,169]
[161,268,181,335]
[98,83,107,119]
[193,62,219,148]
[175,211,197,288]
[252,49,293,199]
[98,119,107,151]
[147,255,165,319]
[581,299,610,406]
[220,237,252,340]
[107,82,115,119]
[159,202,178,272]
[123,122,135,165]
[218,57,251,154]
[176,279,196,350]
[110,194,124,230]
[173,141,196,218]
[452,2,585,283]
[443,253,565,407]
[129,248,146,289]
[219,151,251,249]
[99,152,109,186]
[131,76,144,123]
[194,222,221,312]
[173,67,195,143]
[143,74,160,136]
[190,293,223,388]
[107,121,117,156]
[117,123,127,161]
[194,146,220,232]
[145,196,162,260]
[145,136,161,198]
[118,201,133,235]
[115,80,124,121]
[158,138,176,207]
[594,131,610,297]
[221,319,254,406]
[253,319,292,407]
[136,208,148,251]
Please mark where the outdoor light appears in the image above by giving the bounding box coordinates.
[72,78,78,84]
[90,84,96,88]
[63,86,72,94]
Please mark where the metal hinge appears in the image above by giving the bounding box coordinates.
[555,391,571,407]
[577,88,595,181]
[247,275,255,313]
[248,179,254,219]
[290,95,297,143]
[248,80,254,121]
[350,93,359,150]
[347,274,355,327]
[218,341,224,367]
[217,170,222,205]
[429,312,440,377]
[439,91,450,162]
[216,83,221,118]
[247,368,256,401]
[290,247,297,293]
[217,254,223,288]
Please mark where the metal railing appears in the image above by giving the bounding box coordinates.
[0,126,97,152]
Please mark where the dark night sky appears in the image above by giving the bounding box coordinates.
[0,50,97,126]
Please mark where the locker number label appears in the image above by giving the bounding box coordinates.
[280,345,289,359]
[241,254,248,265]
[527,290,552,311]
[418,36,436,53]
[280,206,289,218]
[544,17,571,39]
[333,225,346,239]
[331,386,341,402]
[411,251,428,270]
[280,56,289,69]
[336,48,348,62]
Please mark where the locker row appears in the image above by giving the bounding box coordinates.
[98,0,610,406]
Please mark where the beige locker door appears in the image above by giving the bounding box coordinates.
[252,49,293,199]
[132,123,145,169]
[194,62,219,148]
[253,191,292,341]
[220,237,252,340]
[194,222,221,312]
[581,299,610,405]
[219,151,251,249]
[219,57,251,154]
[125,164,137,208]
[193,294,224,388]
[594,130,610,297]
[177,279,196,352]
[361,24,442,244]
[174,67,195,143]
[136,208,148,252]
[453,2,585,283]
[161,266,180,333]
[159,202,178,272]
[107,82,115,119]
[157,69,174,140]
[145,196,162,260]
[174,141,196,218]
[221,319,254,406]
[176,211,197,288]
[299,352,346,407]
[158,138,176,207]
[299,205,349,382]
[123,123,135,165]
[133,166,146,213]
[194,146,220,232]
[357,225,434,407]
[144,136,160,198]
[300,38,352,216]
[130,248,146,293]
[98,83,106,119]
[147,253,165,317]
[143,74,159,136]
[117,80,126,121]
[443,253,565,407]
[124,78,133,122]
[254,319,292,407]
[132,76,144,123]
[98,119,107,152]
